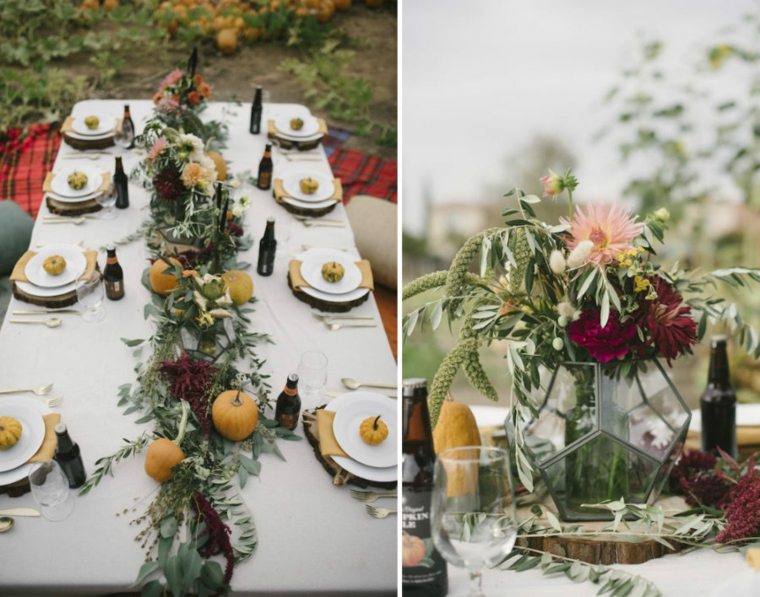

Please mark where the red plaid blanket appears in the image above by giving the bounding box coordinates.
[1,124,61,218]
[328,147,397,204]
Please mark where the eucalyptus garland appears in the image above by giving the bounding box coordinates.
[81,90,295,596]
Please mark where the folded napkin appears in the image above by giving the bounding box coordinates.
[267,118,328,138]
[316,409,348,458]
[10,250,98,284]
[28,413,61,463]
[43,171,112,197]
[289,259,374,292]
[61,115,121,136]
[273,178,343,205]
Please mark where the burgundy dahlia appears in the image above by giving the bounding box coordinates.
[567,308,637,363]
[153,165,184,202]
[634,277,697,365]
[679,474,730,507]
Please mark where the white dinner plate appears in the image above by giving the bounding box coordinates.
[64,129,115,141]
[295,249,370,304]
[332,392,396,468]
[15,278,78,298]
[25,244,87,288]
[300,250,362,295]
[50,165,103,198]
[71,115,117,137]
[332,454,397,483]
[0,398,47,486]
[274,114,320,138]
[283,196,336,210]
[0,399,46,473]
[282,172,335,202]
[46,189,102,204]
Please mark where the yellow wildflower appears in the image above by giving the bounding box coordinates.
[634,276,651,292]
[196,311,214,329]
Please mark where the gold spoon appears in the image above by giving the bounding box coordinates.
[9,318,63,328]
[0,517,13,533]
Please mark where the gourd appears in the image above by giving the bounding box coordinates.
[207,151,227,181]
[290,118,304,131]
[43,255,67,276]
[299,177,320,195]
[401,533,427,567]
[67,171,88,190]
[0,416,22,450]
[149,257,182,295]
[216,28,238,55]
[144,401,189,482]
[221,270,254,305]
[84,115,100,130]
[359,415,388,445]
[321,261,345,283]
[432,396,481,454]
[212,390,259,441]
[317,0,335,22]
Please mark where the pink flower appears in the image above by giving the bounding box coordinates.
[540,171,563,197]
[562,203,644,265]
[156,97,180,114]
[148,137,168,162]
[567,308,636,363]
[159,69,183,91]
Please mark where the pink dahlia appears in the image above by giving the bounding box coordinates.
[634,277,697,365]
[567,308,637,363]
[562,203,643,265]
[147,137,168,162]
[159,68,183,91]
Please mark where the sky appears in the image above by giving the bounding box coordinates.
[402,0,758,235]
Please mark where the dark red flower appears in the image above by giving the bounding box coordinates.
[193,492,234,584]
[158,352,217,438]
[567,308,637,363]
[226,222,244,237]
[716,471,760,543]
[679,474,731,507]
[153,165,184,202]
[634,277,697,365]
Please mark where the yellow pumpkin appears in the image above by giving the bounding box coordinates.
[321,261,345,283]
[216,28,239,55]
[43,255,67,276]
[316,0,334,22]
[207,150,227,180]
[212,390,259,441]
[221,270,254,305]
[145,401,189,482]
[333,0,351,10]
[359,415,388,445]
[149,257,182,296]
[432,397,481,454]
[0,416,22,450]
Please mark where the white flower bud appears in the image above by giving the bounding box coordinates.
[567,240,594,268]
[557,301,576,319]
[209,308,232,319]
[558,315,568,328]
[552,337,564,351]
[549,250,566,274]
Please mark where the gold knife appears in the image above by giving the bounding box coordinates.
[0,507,41,517]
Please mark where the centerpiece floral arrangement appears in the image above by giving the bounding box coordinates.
[403,169,760,592]
[82,67,292,596]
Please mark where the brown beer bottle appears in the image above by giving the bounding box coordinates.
[402,378,448,596]
[103,245,124,301]
[275,373,301,431]
[700,336,737,457]
[257,144,273,190]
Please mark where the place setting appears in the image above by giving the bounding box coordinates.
[42,162,113,217]
[9,243,103,312]
[273,170,343,217]
[60,110,120,151]
[288,248,374,313]
[267,111,327,151]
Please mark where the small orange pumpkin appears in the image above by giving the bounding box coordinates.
[359,415,388,445]
[402,533,427,567]
[149,257,182,296]
[212,390,259,441]
[144,401,189,482]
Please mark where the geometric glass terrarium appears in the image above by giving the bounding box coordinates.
[507,360,691,521]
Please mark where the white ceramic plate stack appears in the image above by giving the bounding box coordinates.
[282,171,337,211]
[67,114,117,141]
[297,248,369,304]
[329,391,397,483]
[47,164,106,205]
[0,396,47,486]
[16,243,88,300]
[274,114,323,143]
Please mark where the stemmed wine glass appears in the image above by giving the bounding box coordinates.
[96,187,117,219]
[431,446,518,597]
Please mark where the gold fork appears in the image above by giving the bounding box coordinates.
[350,489,397,503]
[366,505,397,519]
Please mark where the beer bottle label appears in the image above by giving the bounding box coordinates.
[106,280,124,299]
[278,412,298,430]
[402,490,447,586]
[258,172,272,189]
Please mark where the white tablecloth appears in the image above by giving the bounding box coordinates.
[0,101,397,595]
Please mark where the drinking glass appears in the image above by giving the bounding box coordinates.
[96,188,117,220]
[76,271,106,322]
[114,121,134,153]
[432,446,517,597]
[297,350,328,402]
[28,460,75,522]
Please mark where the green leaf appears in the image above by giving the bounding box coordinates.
[121,337,145,347]
[545,510,562,532]
[134,560,160,586]
[600,291,610,328]
[164,555,183,597]
[160,516,178,539]
[200,560,225,588]
[239,454,262,476]
[140,580,164,597]
[577,268,597,301]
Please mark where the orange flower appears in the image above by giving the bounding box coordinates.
[188,91,201,106]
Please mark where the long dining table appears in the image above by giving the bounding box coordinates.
[0,100,397,595]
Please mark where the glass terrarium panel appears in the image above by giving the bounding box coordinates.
[639,373,691,437]
[625,403,677,462]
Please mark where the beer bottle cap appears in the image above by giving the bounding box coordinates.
[402,378,427,396]
[55,423,67,434]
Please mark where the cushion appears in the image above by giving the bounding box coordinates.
[345,195,397,289]
[0,201,33,276]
